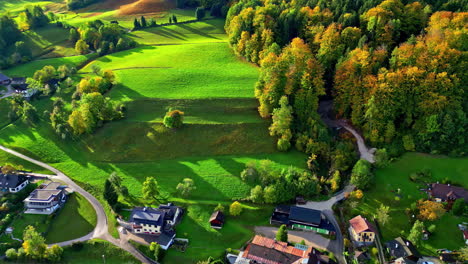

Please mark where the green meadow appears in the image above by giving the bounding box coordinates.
[0,16,307,262]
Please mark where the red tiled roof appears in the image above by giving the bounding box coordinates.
[251,235,307,257]
[463,230,468,239]
[349,215,375,234]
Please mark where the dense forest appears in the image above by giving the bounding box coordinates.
[225,0,467,158]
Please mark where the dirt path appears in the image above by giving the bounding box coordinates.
[319,100,375,163]
[0,145,155,264]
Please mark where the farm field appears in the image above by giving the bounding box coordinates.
[347,153,468,255]
[0,14,307,262]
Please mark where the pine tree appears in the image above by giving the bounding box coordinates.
[133,18,141,29]
[141,16,147,27]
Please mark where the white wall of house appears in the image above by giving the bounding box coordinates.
[9,180,29,193]
[133,223,161,234]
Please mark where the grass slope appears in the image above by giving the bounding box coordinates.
[81,43,257,100]
[62,239,139,263]
[352,153,468,255]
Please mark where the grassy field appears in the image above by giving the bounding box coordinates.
[0,15,306,263]
[46,193,97,243]
[3,54,96,77]
[62,239,139,263]
[349,153,468,255]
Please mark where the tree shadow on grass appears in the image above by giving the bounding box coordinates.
[176,23,221,40]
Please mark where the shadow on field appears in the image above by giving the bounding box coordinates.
[177,23,221,40]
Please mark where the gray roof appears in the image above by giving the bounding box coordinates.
[385,237,421,259]
[26,182,64,201]
[130,207,165,227]
[289,206,322,225]
[0,174,27,188]
[0,72,10,82]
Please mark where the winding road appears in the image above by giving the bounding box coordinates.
[0,145,153,264]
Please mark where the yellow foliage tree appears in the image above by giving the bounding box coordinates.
[418,200,445,221]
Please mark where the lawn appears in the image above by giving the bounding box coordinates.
[349,152,468,255]
[46,193,97,243]
[61,239,139,263]
[11,214,48,239]
[3,54,96,77]
[81,43,258,100]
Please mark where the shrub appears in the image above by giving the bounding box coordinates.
[163,109,184,128]
[452,198,465,216]
[5,248,17,260]
[195,7,206,20]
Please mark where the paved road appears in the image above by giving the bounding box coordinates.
[0,85,14,99]
[0,145,152,264]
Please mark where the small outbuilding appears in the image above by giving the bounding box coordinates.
[209,210,225,229]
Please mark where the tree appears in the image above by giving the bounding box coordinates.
[375,149,389,168]
[418,200,445,221]
[57,64,74,79]
[133,18,141,29]
[141,16,147,27]
[196,7,206,21]
[229,201,242,216]
[276,224,288,242]
[22,101,38,124]
[460,246,468,262]
[375,204,390,225]
[5,248,17,260]
[452,198,465,216]
[350,159,373,189]
[69,28,79,43]
[22,225,47,259]
[46,244,63,262]
[1,164,18,174]
[172,15,177,23]
[75,39,89,54]
[352,189,364,199]
[142,177,159,203]
[104,179,118,208]
[408,220,424,246]
[163,109,184,128]
[150,242,162,262]
[330,170,341,192]
[176,178,196,197]
[269,96,293,151]
[250,185,264,203]
[214,203,225,212]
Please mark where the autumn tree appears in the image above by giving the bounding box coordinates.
[375,204,391,225]
[75,39,89,54]
[418,200,445,221]
[22,226,47,259]
[163,109,184,129]
[229,201,242,216]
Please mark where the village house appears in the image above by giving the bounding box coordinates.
[0,172,29,193]
[349,215,376,246]
[270,205,335,235]
[0,72,11,85]
[24,182,68,215]
[209,210,225,229]
[385,237,421,264]
[24,182,69,214]
[428,183,468,203]
[232,235,335,264]
[128,203,183,250]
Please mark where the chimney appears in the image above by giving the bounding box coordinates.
[143,207,147,212]
[406,242,410,246]
[448,184,451,186]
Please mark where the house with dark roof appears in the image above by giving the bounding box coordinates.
[129,203,183,250]
[210,210,225,229]
[384,237,421,263]
[0,173,29,193]
[428,183,468,203]
[349,215,376,246]
[24,182,68,214]
[11,77,28,91]
[0,72,11,85]
[270,205,335,235]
